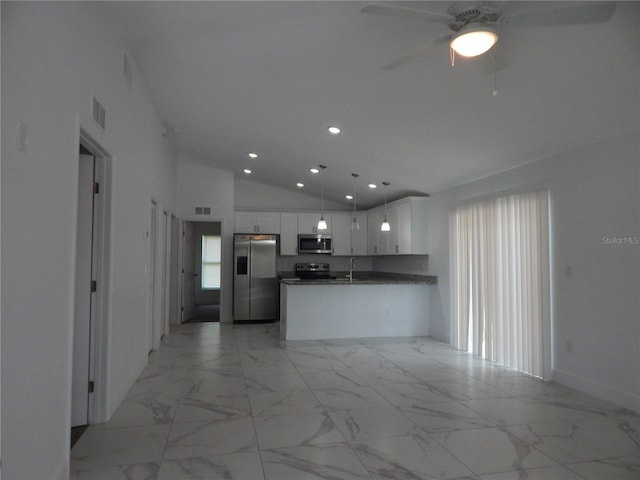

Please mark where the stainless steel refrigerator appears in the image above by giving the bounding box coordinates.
[233,234,279,322]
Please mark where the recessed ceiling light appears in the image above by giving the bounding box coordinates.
[345,194,353,200]
[296,182,304,188]
[368,183,377,189]
[248,152,258,159]
[310,167,320,174]
[327,126,341,135]
[243,169,252,174]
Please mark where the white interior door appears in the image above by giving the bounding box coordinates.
[169,215,180,325]
[182,222,196,322]
[72,154,95,427]
[148,201,157,353]
[162,211,170,336]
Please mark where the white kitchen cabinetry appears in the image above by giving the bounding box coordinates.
[351,213,368,256]
[367,197,428,255]
[368,210,390,255]
[330,214,351,256]
[280,212,298,256]
[326,213,369,256]
[298,212,332,234]
[235,211,280,234]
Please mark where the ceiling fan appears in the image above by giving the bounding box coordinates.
[361,1,617,70]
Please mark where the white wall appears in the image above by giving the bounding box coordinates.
[234,176,350,211]
[427,131,640,412]
[176,159,235,322]
[1,3,176,478]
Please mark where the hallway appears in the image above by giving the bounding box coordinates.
[70,323,640,479]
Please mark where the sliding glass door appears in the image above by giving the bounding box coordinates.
[451,190,551,379]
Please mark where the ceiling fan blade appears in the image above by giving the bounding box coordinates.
[505,2,616,28]
[361,2,454,24]
[382,36,450,70]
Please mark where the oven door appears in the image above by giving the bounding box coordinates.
[298,234,332,254]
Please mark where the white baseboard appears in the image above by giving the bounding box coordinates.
[553,368,640,413]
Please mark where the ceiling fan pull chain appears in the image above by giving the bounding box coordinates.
[450,46,455,67]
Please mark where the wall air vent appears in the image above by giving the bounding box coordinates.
[195,207,211,215]
[92,96,106,130]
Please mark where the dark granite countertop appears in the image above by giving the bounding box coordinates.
[279,271,437,285]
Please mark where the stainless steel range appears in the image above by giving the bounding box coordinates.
[295,263,335,280]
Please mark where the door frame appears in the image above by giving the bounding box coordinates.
[178,219,225,323]
[181,221,196,322]
[169,215,181,326]
[162,210,171,336]
[77,128,111,424]
[148,200,158,352]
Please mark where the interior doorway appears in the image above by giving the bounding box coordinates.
[71,135,111,442]
[182,221,222,323]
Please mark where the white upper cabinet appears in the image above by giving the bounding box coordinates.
[234,196,427,257]
[298,212,332,234]
[367,197,428,255]
[350,213,368,256]
[331,213,351,256]
[280,212,298,256]
[367,210,390,255]
[325,212,368,256]
[235,211,281,234]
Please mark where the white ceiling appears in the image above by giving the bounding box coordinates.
[100,1,639,209]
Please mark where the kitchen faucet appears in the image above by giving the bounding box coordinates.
[347,257,355,283]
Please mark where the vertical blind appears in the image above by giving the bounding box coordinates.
[451,190,551,379]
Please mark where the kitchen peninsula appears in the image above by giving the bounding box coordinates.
[280,273,437,341]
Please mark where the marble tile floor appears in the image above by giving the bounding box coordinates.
[71,322,640,480]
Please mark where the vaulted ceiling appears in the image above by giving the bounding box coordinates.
[100,1,639,209]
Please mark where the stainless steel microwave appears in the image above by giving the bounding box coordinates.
[298,234,332,254]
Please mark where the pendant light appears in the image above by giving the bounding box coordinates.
[351,173,360,230]
[317,165,328,231]
[381,181,391,232]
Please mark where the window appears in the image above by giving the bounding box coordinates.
[451,190,551,379]
[201,235,221,289]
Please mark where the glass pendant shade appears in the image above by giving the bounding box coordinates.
[317,214,328,231]
[381,215,391,232]
[450,27,498,57]
[351,215,360,230]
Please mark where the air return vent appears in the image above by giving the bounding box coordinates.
[195,207,211,215]
[92,96,106,130]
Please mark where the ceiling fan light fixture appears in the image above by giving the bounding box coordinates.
[450,27,498,57]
